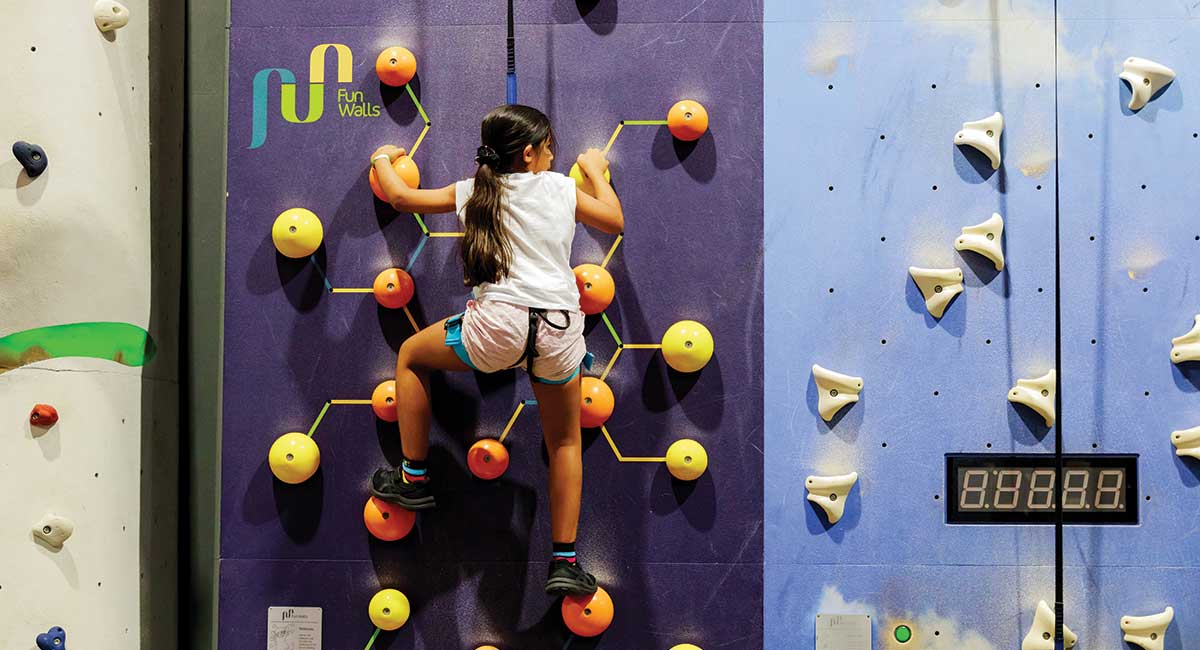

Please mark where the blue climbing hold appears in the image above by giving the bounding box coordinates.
[13,141,48,177]
[36,626,66,650]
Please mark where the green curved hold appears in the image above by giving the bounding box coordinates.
[0,322,156,373]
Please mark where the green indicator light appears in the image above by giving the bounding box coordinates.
[894,625,913,643]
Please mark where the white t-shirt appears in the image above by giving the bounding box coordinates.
[455,171,581,310]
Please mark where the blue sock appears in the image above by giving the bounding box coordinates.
[402,458,428,483]
[552,541,577,564]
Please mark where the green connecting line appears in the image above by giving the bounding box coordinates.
[363,627,381,650]
[306,401,332,437]
[600,312,623,347]
[405,84,431,125]
[412,213,430,235]
[622,119,669,125]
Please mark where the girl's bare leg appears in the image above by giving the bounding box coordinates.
[530,375,583,542]
[395,317,472,460]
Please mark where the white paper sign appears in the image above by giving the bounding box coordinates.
[267,606,322,650]
[815,613,871,650]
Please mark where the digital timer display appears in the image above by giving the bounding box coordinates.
[945,454,1138,525]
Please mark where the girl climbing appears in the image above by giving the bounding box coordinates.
[367,105,624,597]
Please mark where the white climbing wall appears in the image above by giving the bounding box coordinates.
[0,1,176,647]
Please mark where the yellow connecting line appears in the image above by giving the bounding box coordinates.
[498,397,665,463]
[404,86,461,237]
[305,398,373,438]
[600,425,666,463]
[319,83,459,330]
[498,400,529,443]
[601,234,623,269]
[600,119,676,157]
[486,114,675,464]
[601,119,669,155]
[412,212,463,238]
[324,294,421,332]
[323,115,671,458]
[498,319,666,463]
[598,342,662,382]
[593,118,667,271]
[405,84,432,157]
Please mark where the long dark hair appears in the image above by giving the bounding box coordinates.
[461,104,554,286]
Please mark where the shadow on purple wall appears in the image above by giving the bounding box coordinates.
[652,127,717,183]
[240,460,327,541]
[273,247,327,311]
[562,0,618,36]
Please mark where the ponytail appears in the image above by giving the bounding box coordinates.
[460,104,554,287]
[461,160,513,286]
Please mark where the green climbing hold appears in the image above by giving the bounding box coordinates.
[0,322,155,372]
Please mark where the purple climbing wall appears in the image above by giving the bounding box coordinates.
[219,2,763,648]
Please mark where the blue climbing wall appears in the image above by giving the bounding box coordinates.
[218,2,763,649]
[766,1,1199,648]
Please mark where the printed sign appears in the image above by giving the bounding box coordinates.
[267,606,322,650]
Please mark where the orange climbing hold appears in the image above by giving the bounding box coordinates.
[373,268,415,309]
[667,100,709,142]
[372,380,398,422]
[29,404,59,427]
[369,156,421,201]
[363,496,416,541]
[579,377,615,429]
[375,47,416,87]
[468,438,510,480]
[562,586,614,637]
[574,264,615,315]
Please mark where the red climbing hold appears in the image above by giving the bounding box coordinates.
[30,404,59,426]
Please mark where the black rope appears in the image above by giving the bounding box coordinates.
[506,0,516,74]
[1052,0,1065,647]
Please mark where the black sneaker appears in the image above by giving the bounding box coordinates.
[370,468,436,510]
[544,560,598,596]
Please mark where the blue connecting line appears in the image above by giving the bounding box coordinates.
[308,255,333,293]
[405,234,429,272]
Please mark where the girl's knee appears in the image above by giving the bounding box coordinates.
[397,337,420,370]
[544,429,582,450]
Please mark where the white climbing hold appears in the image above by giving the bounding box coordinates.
[955,213,1005,271]
[32,513,74,549]
[1008,369,1056,427]
[1171,426,1200,460]
[94,0,130,32]
[908,267,963,318]
[805,472,858,525]
[1022,600,1077,650]
[954,112,1004,170]
[1170,315,1200,363]
[1121,607,1174,650]
[1120,57,1175,111]
[812,364,863,422]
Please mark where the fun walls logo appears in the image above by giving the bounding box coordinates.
[250,44,382,149]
